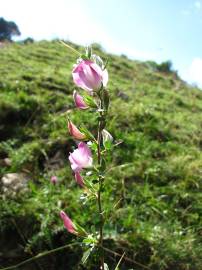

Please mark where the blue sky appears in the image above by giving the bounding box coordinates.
[1,0,202,86]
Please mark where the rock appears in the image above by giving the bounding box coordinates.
[4,158,12,166]
[116,90,129,101]
[0,158,12,167]
[44,150,65,171]
[1,173,29,197]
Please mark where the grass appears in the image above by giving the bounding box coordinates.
[0,40,202,269]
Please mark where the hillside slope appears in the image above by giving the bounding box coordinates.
[0,41,202,270]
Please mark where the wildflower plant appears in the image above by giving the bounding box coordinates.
[60,45,112,269]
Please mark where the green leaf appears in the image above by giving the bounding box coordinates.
[83,94,97,108]
[82,247,94,265]
[80,54,89,60]
[101,157,106,171]
[102,129,113,150]
[104,140,113,150]
[85,46,92,59]
[114,252,125,270]
[79,126,96,141]
[103,58,109,70]
[88,141,98,152]
[82,235,97,245]
[104,263,110,270]
[74,223,87,236]
[91,54,104,68]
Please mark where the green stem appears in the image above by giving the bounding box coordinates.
[0,243,79,270]
[0,242,151,270]
[59,41,80,56]
[11,219,44,270]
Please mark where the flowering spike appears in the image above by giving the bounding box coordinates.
[73,90,89,110]
[68,120,86,140]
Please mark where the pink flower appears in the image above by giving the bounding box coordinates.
[60,211,76,234]
[73,90,89,109]
[50,176,58,185]
[72,60,108,92]
[68,120,86,140]
[69,142,92,172]
[74,172,84,187]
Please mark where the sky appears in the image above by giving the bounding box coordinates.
[1,0,202,87]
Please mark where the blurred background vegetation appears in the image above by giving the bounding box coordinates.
[0,20,202,269]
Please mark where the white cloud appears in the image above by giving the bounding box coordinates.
[1,0,157,61]
[194,1,201,10]
[0,0,182,75]
[188,58,202,87]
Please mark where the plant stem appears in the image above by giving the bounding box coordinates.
[97,116,105,270]
[0,243,79,270]
[97,88,106,269]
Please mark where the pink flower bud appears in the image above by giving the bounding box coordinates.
[72,60,108,92]
[68,120,86,140]
[69,142,92,172]
[73,90,89,110]
[50,176,58,185]
[60,211,76,234]
[74,172,84,187]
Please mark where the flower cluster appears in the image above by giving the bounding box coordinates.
[60,48,109,236]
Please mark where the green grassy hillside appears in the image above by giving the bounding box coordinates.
[0,40,202,270]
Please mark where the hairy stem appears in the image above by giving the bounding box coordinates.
[97,88,106,269]
[97,116,105,269]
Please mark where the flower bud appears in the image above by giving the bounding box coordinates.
[50,176,57,185]
[60,211,76,234]
[74,172,84,187]
[68,120,86,140]
[73,90,89,110]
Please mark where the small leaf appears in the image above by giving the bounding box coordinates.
[82,247,93,265]
[88,141,98,152]
[104,140,113,150]
[103,58,109,70]
[80,54,89,60]
[114,252,125,270]
[86,46,92,59]
[83,94,97,108]
[102,129,113,150]
[104,263,110,270]
[74,223,87,236]
[80,126,96,141]
[100,157,106,171]
[91,54,104,68]
[82,235,97,245]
